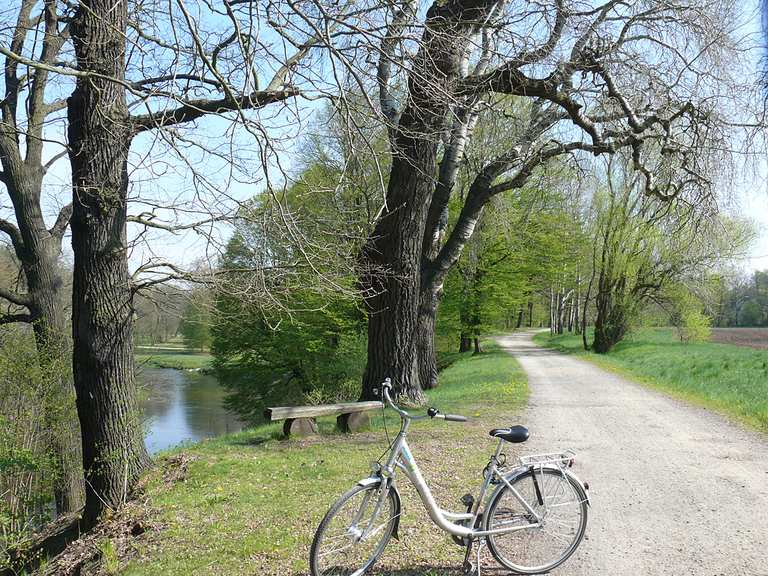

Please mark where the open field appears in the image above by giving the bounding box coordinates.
[535,328,768,433]
[710,327,768,349]
[135,346,213,370]
[118,344,528,575]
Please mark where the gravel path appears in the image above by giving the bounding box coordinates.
[497,332,768,576]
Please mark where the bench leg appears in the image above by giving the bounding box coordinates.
[337,412,370,433]
[283,417,318,438]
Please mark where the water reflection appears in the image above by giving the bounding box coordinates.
[137,367,245,454]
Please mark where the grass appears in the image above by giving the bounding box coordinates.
[135,346,212,370]
[119,343,528,575]
[534,328,768,433]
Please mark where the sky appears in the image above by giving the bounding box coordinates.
[2,0,768,278]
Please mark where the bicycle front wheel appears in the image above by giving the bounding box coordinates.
[485,467,588,574]
[310,482,398,576]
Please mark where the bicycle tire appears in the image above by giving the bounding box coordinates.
[310,482,398,576]
[484,467,588,574]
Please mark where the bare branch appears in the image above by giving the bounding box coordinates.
[126,213,225,233]
[377,0,417,127]
[0,285,31,308]
[130,89,300,132]
[50,203,73,238]
[0,217,24,249]
[0,312,32,325]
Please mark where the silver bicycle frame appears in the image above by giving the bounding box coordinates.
[371,385,544,540]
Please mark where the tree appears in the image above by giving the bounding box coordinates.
[0,0,84,514]
[180,295,211,352]
[0,0,334,524]
[586,158,752,353]
[359,0,755,401]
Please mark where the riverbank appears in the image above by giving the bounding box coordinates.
[135,346,212,371]
[44,343,528,575]
[534,328,768,433]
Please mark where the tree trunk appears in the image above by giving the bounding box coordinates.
[26,254,84,514]
[415,288,440,390]
[527,301,533,328]
[459,334,472,352]
[593,278,628,354]
[361,2,490,402]
[0,161,84,513]
[515,305,524,329]
[361,153,432,403]
[68,0,150,526]
[473,337,482,355]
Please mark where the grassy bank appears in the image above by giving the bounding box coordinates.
[535,328,768,432]
[135,346,212,370]
[115,343,527,575]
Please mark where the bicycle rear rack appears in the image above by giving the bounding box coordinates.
[518,449,576,469]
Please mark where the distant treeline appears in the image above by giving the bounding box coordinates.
[715,270,768,327]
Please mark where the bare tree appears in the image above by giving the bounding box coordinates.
[3,0,345,524]
[0,0,83,514]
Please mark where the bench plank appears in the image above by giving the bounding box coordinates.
[265,401,383,421]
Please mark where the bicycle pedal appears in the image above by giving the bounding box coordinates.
[460,493,474,509]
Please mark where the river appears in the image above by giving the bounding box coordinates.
[137,367,245,454]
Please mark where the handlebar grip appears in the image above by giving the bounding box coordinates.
[443,414,467,422]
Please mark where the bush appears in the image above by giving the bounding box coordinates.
[678,308,712,343]
[666,285,712,344]
[0,328,60,568]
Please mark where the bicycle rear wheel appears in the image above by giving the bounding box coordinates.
[310,482,398,576]
[485,467,588,574]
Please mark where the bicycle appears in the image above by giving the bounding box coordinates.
[310,378,590,576]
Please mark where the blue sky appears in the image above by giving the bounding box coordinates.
[2,0,768,277]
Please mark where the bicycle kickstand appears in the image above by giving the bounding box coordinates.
[462,537,486,576]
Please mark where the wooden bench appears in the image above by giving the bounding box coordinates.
[264,401,383,437]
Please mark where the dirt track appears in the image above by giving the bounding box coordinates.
[497,332,768,576]
[710,327,768,350]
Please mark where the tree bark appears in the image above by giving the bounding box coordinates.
[0,1,84,510]
[68,0,150,526]
[415,289,440,390]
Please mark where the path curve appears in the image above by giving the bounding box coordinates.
[497,331,768,576]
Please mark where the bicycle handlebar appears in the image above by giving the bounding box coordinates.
[380,378,467,423]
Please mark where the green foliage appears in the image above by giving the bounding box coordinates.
[585,161,752,352]
[209,106,389,418]
[0,329,60,567]
[99,539,120,574]
[719,269,768,327]
[212,168,370,420]
[213,280,367,421]
[180,294,212,352]
[439,182,584,349]
[665,285,712,343]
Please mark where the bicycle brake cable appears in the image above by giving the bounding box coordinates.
[376,398,393,464]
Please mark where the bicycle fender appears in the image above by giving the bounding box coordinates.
[564,468,590,507]
[355,476,402,540]
[489,465,591,508]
